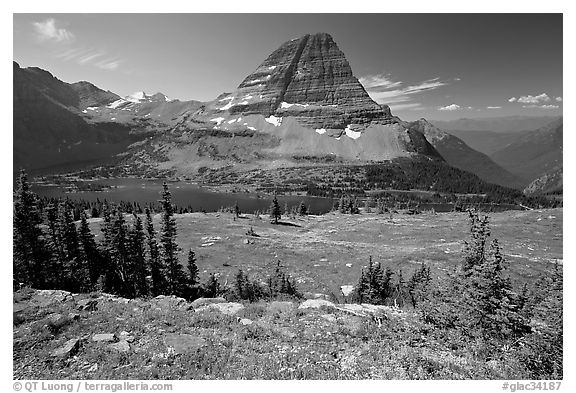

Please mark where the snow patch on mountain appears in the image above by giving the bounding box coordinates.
[265,115,282,127]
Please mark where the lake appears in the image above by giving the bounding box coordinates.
[32,178,336,214]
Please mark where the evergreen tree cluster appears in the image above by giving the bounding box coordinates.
[333,195,360,214]
[233,261,302,302]
[13,171,202,300]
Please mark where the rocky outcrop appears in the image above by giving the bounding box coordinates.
[209,33,395,129]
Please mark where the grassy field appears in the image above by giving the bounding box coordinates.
[93,207,562,300]
[14,208,562,380]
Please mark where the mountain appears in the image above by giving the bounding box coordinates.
[445,130,525,156]
[523,165,562,195]
[79,90,203,131]
[405,119,523,188]
[430,116,560,133]
[13,62,136,173]
[119,33,445,176]
[490,118,562,184]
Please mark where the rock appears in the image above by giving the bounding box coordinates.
[223,33,394,129]
[239,318,253,326]
[298,299,336,310]
[45,313,73,333]
[267,301,295,314]
[320,314,337,323]
[77,298,98,311]
[340,285,355,297]
[303,292,330,300]
[164,334,206,354]
[209,302,245,316]
[109,340,130,353]
[190,297,227,308]
[151,295,188,309]
[119,331,135,343]
[68,313,81,321]
[52,338,80,358]
[33,290,73,306]
[92,333,117,343]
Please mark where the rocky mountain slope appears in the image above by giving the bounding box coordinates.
[490,118,562,184]
[13,62,137,173]
[405,119,523,188]
[523,165,563,195]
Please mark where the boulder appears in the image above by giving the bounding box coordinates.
[52,338,80,358]
[92,333,117,343]
[190,297,227,308]
[239,318,253,326]
[151,295,188,309]
[209,302,245,316]
[298,299,336,310]
[109,340,130,353]
[77,299,98,311]
[119,331,135,343]
[164,334,206,354]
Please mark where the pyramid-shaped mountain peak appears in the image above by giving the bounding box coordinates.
[209,32,394,129]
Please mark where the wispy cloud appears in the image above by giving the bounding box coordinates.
[508,97,517,102]
[522,104,559,109]
[32,18,74,43]
[96,59,122,70]
[555,96,562,102]
[54,46,122,71]
[438,104,461,111]
[359,74,450,107]
[487,106,502,109]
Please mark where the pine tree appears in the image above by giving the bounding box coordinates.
[13,170,50,289]
[78,212,101,286]
[159,183,186,296]
[128,213,149,297]
[269,194,281,224]
[58,201,89,292]
[203,273,222,298]
[187,249,199,286]
[145,207,164,296]
[298,201,308,216]
[107,208,130,296]
[234,201,241,218]
[44,202,65,287]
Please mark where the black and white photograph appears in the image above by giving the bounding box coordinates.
[9,5,568,387]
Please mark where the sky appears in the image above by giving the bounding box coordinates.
[13,13,563,121]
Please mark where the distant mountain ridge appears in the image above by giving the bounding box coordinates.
[490,118,562,185]
[431,116,561,133]
[405,119,523,188]
[14,33,555,194]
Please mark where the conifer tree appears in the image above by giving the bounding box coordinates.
[13,170,49,288]
[107,208,130,295]
[58,201,89,291]
[78,212,101,286]
[145,207,165,296]
[203,273,222,298]
[187,249,199,286]
[159,183,186,296]
[269,193,282,224]
[44,202,65,287]
[128,214,149,297]
[298,201,308,216]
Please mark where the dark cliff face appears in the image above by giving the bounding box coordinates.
[13,63,135,172]
[223,33,394,129]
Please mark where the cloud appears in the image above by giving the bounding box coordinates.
[389,103,424,111]
[54,46,122,71]
[517,93,551,104]
[522,104,560,109]
[358,74,403,90]
[359,74,449,106]
[438,104,461,111]
[487,106,502,109]
[555,96,562,102]
[33,18,74,43]
[96,59,122,70]
[508,97,517,102]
